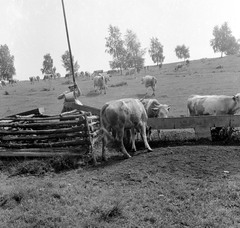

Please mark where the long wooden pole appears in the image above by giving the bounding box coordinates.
[61,0,76,85]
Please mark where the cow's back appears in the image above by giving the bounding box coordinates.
[187,95,236,116]
[101,98,147,130]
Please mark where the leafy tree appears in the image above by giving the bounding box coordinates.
[149,37,165,66]
[61,50,80,75]
[0,44,16,80]
[124,29,145,70]
[210,22,240,57]
[175,45,190,61]
[41,53,54,75]
[105,25,126,74]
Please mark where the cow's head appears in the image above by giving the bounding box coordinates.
[233,93,240,102]
[152,104,170,118]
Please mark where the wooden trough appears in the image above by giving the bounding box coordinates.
[0,107,100,157]
[148,114,240,140]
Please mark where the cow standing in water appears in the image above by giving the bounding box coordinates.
[95,98,152,165]
[141,75,157,96]
[187,94,240,116]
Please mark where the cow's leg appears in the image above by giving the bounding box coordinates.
[102,137,107,161]
[139,123,152,152]
[152,87,155,96]
[130,128,136,152]
[117,129,131,158]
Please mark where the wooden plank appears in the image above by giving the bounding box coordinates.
[1,132,87,141]
[0,125,86,135]
[147,115,239,130]
[0,114,85,121]
[70,103,100,116]
[0,144,90,157]
[0,138,91,149]
[0,119,85,128]
[3,107,45,118]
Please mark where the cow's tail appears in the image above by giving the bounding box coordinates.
[92,103,114,146]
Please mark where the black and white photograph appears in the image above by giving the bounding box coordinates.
[1,0,240,227]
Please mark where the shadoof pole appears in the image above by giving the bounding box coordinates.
[61,0,81,92]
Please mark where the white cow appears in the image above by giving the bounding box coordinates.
[187,94,240,116]
[141,75,157,96]
[93,75,107,94]
[95,98,152,164]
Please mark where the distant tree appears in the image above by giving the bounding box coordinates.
[105,25,126,74]
[61,50,80,75]
[175,45,190,61]
[149,37,165,66]
[41,53,54,75]
[124,29,145,70]
[0,44,16,80]
[210,22,240,57]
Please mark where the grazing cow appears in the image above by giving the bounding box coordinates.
[187,94,240,116]
[141,75,157,96]
[36,76,40,82]
[140,98,170,139]
[125,68,135,75]
[96,98,152,164]
[29,76,37,84]
[43,74,52,80]
[8,79,17,86]
[93,75,107,94]
[85,71,91,79]
[175,63,183,70]
[1,80,7,87]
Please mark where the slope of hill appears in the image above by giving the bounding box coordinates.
[1,54,240,117]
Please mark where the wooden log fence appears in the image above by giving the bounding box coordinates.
[0,109,100,157]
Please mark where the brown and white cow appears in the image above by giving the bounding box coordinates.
[187,94,240,116]
[93,75,107,94]
[141,75,157,96]
[95,98,152,164]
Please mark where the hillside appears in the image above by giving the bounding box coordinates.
[1,55,240,118]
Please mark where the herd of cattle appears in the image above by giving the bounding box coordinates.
[94,92,240,164]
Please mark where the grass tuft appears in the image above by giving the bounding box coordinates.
[98,201,124,222]
[8,156,78,177]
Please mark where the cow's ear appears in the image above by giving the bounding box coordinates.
[233,96,236,101]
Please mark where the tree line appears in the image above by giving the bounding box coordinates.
[0,22,239,80]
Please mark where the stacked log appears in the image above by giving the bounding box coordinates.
[0,111,100,157]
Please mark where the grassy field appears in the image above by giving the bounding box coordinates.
[1,55,240,227]
[1,54,240,118]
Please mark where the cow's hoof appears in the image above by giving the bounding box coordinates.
[147,148,153,152]
[125,155,132,159]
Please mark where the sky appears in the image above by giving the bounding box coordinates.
[1,0,240,81]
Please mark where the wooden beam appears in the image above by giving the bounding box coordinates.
[0,119,85,128]
[0,125,86,135]
[147,115,239,130]
[70,103,100,116]
[0,138,91,149]
[5,107,45,118]
[1,132,87,141]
